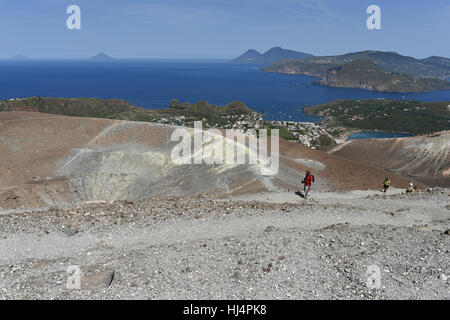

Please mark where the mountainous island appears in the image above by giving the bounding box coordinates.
[232,47,312,65]
[314,59,450,93]
[263,50,450,92]
[10,55,30,61]
[89,52,115,61]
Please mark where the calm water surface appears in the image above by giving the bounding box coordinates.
[1,60,449,123]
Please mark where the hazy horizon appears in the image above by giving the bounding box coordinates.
[5,48,450,61]
[0,0,449,60]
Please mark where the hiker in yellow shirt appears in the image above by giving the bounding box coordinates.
[383,177,390,193]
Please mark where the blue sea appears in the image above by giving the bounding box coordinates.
[348,131,414,140]
[1,59,449,123]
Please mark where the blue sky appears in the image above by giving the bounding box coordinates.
[0,0,448,59]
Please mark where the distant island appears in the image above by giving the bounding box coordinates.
[232,47,312,65]
[89,52,115,61]
[10,55,30,61]
[263,50,450,93]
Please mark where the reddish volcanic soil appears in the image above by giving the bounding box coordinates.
[0,111,422,209]
[329,132,450,187]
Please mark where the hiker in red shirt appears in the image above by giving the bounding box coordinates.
[302,170,315,199]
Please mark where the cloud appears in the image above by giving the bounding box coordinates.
[280,6,311,19]
[281,0,346,22]
[436,4,450,16]
[96,1,242,28]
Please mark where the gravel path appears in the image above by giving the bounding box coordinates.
[0,189,449,300]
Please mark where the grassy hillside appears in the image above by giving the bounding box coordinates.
[0,97,141,118]
[304,99,450,134]
[422,56,450,70]
[0,97,254,125]
[316,59,450,93]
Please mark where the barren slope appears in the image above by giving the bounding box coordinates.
[1,112,417,209]
[330,132,450,187]
[0,112,448,301]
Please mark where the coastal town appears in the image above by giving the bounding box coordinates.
[1,97,346,150]
[151,111,345,149]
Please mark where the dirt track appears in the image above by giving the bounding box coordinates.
[0,189,448,299]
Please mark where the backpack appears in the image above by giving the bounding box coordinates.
[303,174,315,185]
